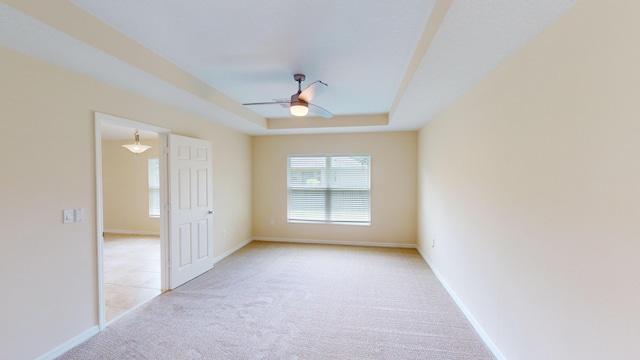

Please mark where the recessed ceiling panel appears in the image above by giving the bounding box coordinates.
[71,0,436,118]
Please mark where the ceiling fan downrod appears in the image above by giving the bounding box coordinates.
[293,74,305,94]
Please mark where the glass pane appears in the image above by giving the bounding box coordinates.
[149,189,160,217]
[148,158,160,188]
[288,189,326,221]
[148,159,160,217]
[288,156,327,188]
[330,189,370,222]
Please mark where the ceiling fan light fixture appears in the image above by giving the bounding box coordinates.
[290,102,309,117]
[122,130,151,154]
[242,74,332,118]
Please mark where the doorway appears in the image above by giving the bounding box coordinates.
[95,113,169,328]
[102,233,161,321]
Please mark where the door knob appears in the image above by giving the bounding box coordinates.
[208,210,214,214]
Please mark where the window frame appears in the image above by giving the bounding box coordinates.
[287,153,371,226]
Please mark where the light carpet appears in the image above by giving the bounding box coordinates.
[59,241,495,359]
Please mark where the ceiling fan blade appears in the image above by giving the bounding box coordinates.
[298,80,328,102]
[309,103,333,118]
[273,98,291,108]
[242,101,290,106]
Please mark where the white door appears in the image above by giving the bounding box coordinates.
[168,134,214,289]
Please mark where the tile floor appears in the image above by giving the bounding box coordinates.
[104,233,162,323]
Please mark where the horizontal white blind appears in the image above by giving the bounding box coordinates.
[148,158,160,217]
[287,155,370,224]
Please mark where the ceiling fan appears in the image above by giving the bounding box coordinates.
[243,74,333,118]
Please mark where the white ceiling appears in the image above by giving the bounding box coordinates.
[0,0,578,137]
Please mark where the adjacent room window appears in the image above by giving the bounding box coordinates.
[287,154,370,225]
[148,158,160,218]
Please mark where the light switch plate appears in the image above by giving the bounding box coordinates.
[75,208,83,222]
[63,209,74,224]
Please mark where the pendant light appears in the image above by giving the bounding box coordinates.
[122,130,151,154]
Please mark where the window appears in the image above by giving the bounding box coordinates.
[148,158,160,217]
[287,154,370,224]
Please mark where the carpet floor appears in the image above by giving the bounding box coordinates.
[59,241,495,359]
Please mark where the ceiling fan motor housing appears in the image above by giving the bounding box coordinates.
[290,93,307,105]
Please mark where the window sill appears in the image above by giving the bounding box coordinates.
[287,220,370,226]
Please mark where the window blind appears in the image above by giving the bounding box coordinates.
[287,155,370,224]
[148,158,160,217]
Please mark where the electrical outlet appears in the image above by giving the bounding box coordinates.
[74,208,84,222]
[223,229,227,237]
[270,219,275,225]
[63,209,74,224]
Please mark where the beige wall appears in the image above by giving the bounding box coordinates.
[417,1,640,359]
[253,132,417,245]
[102,139,160,234]
[0,47,252,360]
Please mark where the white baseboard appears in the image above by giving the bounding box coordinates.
[213,238,253,264]
[36,326,99,360]
[104,229,161,236]
[415,246,506,360]
[252,236,417,249]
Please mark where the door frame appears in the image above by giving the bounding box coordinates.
[94,112,170,330]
